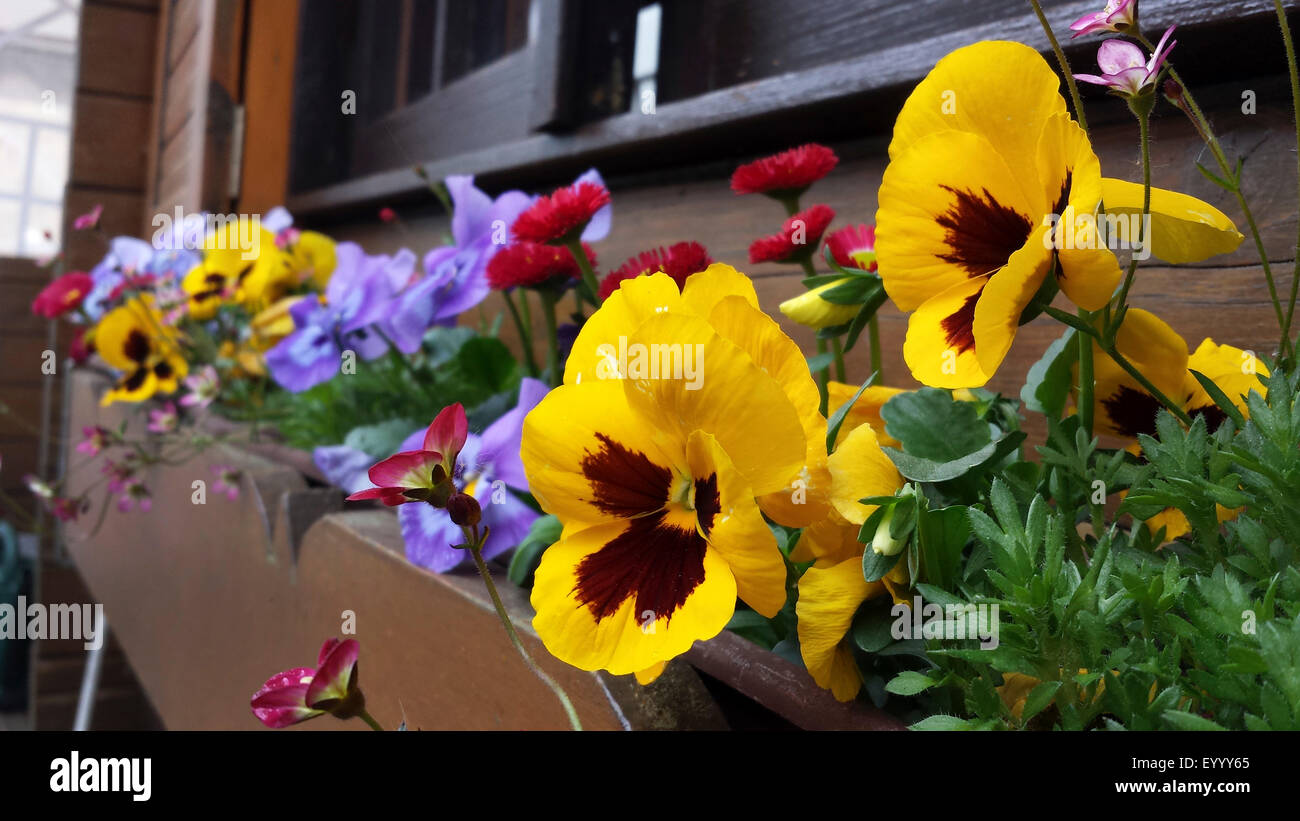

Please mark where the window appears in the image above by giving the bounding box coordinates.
[0,0,78,258]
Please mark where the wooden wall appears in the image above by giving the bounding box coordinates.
[320,84,1298,451]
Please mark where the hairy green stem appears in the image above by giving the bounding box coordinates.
[539,289,562,388]
[465,534,582,731]
[358,709,384,731]
[1028,0,1090,136]
[1274,0,1300,354]
[565,239,601,306]
[867,315,883,381]
[1077,309,1095,438]
[502,290,540,377]
[1107,107,1152,338]
[1140,33,1288,356]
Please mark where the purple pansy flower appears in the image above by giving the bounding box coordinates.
[314,377,549,572]
[383,176,532,352]
[265,242,405,392]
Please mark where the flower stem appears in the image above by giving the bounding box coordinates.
[830,336,846,383]
[538,288,562,388]
[502,290,540,377]
[465,537,583,731]
[1077,309,1095,437]
[867,315,883,380]
[797,255,831,412]
[1274,0,1300,356]
[358,709,384,731]
[565,239,601,306]
[1028,0,1090,136]
[1044,305,1193,425]
[1106,105,1152,338]
[1141,33,1289,356]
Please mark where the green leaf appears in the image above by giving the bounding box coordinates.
[909,714,976,731]
[851,601,898,653]
[916,504,970,590]
[841,287,889,352]
[825,371,879,454]
[886,670,937,696]
[1195,161,1237,192]
[1021,681,1062,723]
[883,440,1001,483]
[506,514,563,586]
[1188,369,1246,429]
[862,547,902,583]
[1162,710,1227,731]
[819,274,882,306]
[882,388,991,460]
[1021,330,1078,418]
[806,352,834,374]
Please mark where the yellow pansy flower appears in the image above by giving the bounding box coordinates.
[95,296,188,406]
[524,267,808,680]
[875,41,1241,389]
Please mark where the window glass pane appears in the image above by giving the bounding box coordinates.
[441,0,530,86]
[25,202,61,258]
[0,120,29,195]
[30,125,69,201]
[0,200,21,256]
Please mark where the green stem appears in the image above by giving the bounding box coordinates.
[1028,0,1090,136]
[867,315,883,381]
[538,288,562,388]
[1077,309,1095,438]
[1044,305,1193,426]
[565,240,601,306]
[466,538,582,731]
[1107,107,1152,337]
[502,290,540,377]
[1140,33,1288,356]
[358,709,384,731]
[1274,0,1300,354]
[830,336,846,383]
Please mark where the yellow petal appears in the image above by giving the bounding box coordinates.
[634,662,667,686]
[1100,178,1244,264]
[827,423,902,526]
[778,280,861,330]
[902,275,993,389]
[878,129,1040,312]
[678,263,760,316]
[971,228,1054,378]
[888,41,1068,180]
[563,272,682,386]
[1091,308,1189,439]
[791,512,862,565]
[686,430,787,618]
[530,520,738,676]
[1184,338,1269,417]
[622,312,806,497]
[827,382,907,449]
[796,557,884,701]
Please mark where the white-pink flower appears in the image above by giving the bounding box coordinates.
[181,365,220,409]
[1075,27,1176,98]
[73,204,103,231]
[147,401,179,434]
[212,465,242,501]
[1069,0,1137,38]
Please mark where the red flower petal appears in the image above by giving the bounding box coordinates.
[511,181,611,245]
[306,638,360,708]
[731,143,838,196]
[31,271,94,319]
[824,223,877,271]
[486,242,598,290]
[250,666,319,728]
[597,242,714,300]
[748,204,837,264]
[365,450,442,490]
[422,404,467,465]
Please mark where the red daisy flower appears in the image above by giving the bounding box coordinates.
[748,205,836,264]
[69,326,94,365]
[486,242,598,290]
[730,143,838,197]
[824,223,878,272]
[511,182,611,245]
[31,271,94,319]
[598,241,714,300]
[107,273,158,303]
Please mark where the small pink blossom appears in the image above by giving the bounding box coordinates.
[147,402,179,434]
[76,426,113,456]
[250,638,365,728]
[345,404,465,507]
[378,207,398,223]
[181,366,220,409]
[117,478,152,513]
[212,465,242,501]
[1075,27,1177,98]
[73,204,103,231]
[1069,0,1137,38]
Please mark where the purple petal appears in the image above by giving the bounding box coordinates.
[399,502,470,572]
[313,445,378,494]
[477,377,548,489]
[447,175,495,247]
[478,489,539,562]
[262,206,294,235]
[265,326,341,392]
[575,168,611,242]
